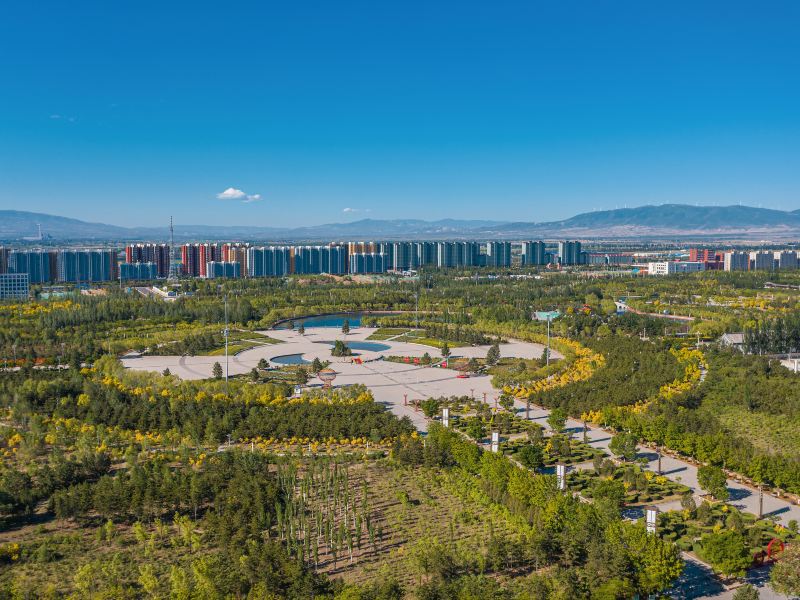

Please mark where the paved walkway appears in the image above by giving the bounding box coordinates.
[122,327,557,432]
[124,325,800,597]
[123,326,800,527]
[514,400,800,526]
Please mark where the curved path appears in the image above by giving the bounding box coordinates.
[122,326,800,528]
[122,327,557,431]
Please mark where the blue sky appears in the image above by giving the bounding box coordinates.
[1,1,799,227]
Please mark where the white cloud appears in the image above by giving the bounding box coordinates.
[217,187,247,200]
[216,187,262,203]
[49,114,62,119]
[343,207,371,213]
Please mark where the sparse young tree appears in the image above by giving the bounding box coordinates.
[342,319,350,335]
[732,584,759,600]
[440,342,450,359]
[212,362,223,380]
[547,408,567,434]
[609,431,638,462]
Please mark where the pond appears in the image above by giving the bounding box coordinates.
[270,354,310,365]
[274,312,396,329]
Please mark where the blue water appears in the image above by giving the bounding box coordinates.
[274,312,395,329]
[270,353,310,365]
[316,341,391,352]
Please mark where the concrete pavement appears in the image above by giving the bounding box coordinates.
[123,326,800,526]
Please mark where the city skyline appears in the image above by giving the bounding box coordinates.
[2,2,799,226]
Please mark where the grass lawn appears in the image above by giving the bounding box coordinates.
[366,328,412,340]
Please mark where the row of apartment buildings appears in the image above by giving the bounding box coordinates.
[0,240,585,293]
[647,249,800,275]
[0,248,118,283]
[128,240,587,280]
[722,250,799,272]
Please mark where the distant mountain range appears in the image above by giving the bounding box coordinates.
[1,204,799,242]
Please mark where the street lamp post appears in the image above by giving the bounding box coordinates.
[546,316,551,366]
[223,296,229,393]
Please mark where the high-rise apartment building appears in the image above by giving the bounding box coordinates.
[415,242,437,267]
[774,251,798,270]
[689,248,717,262]
[8,250,56,283]
[557,241,583,265]
[205,261,241,279]
[247,246,292,277]
[222,243,249,276]
[119,262,158,281]
[0,247,8,274]
[125,243,171,278]
[349,253,386,274]
[181,243,222,277]
[485,242,512,268]
[723,251,750,271]
[57,249,117,283]
[749,251,774,271]
[436,242,458,268]
[392,242,419,271]
[457,242,482,267]
[522,241,547,266]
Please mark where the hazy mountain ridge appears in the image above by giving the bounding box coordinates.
[1,205,799,242]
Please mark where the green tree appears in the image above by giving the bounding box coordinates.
[296,367,309,385]
[698,465,729,501]
[331,340,352,356]
[298,323,305,335]
[466,357,479,372]
[517,444,543,470]
[421,352,432,365]
[440,342,450,359]
[618,523,684,596]
[771,544,800,596]
[420,398,440,419]
[212,362,223,380]
[700,530,750,577]
[465,420,486,441]
[311,357,323,373]
[485,343,500,366]
[609,432,638,462]
[257,358,269,370]
[342,319,350,335]
[546,408,567,433]
[592,478,626,508]
[499,396,514,412]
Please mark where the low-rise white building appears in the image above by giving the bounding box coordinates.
[647,261,706,275]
